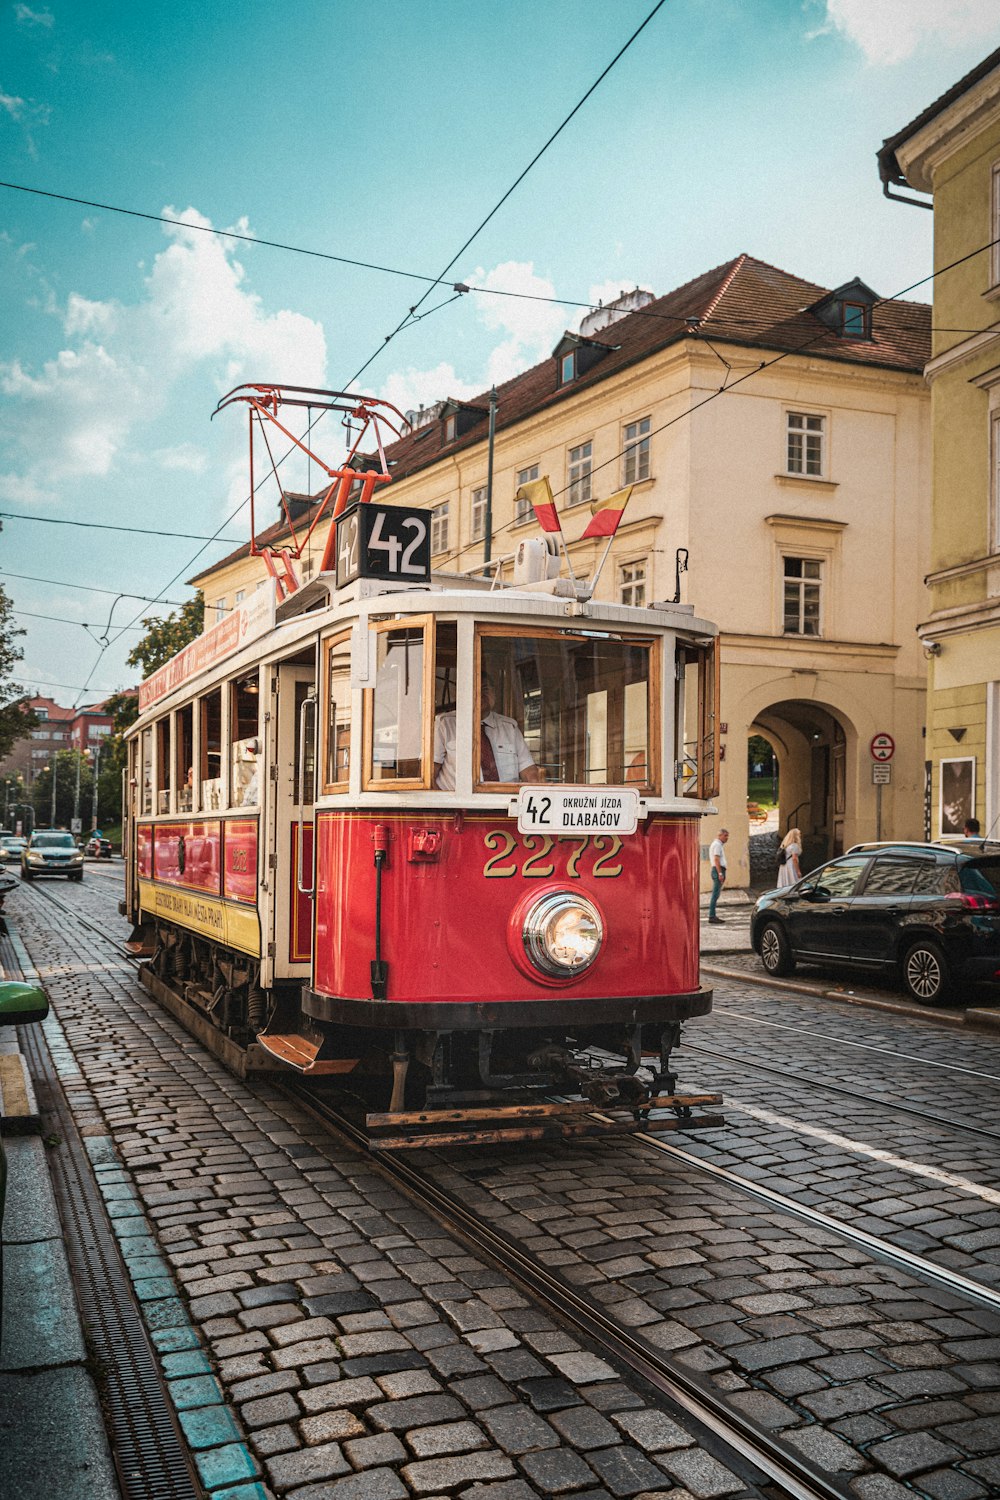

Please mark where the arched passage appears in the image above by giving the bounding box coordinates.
[752,700,851,873]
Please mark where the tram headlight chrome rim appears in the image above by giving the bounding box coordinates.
[522,891,604,978]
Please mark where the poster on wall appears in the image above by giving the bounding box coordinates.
[939,757,975,837]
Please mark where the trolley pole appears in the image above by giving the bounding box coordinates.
[482,386,498,574]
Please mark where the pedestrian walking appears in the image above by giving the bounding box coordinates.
[776,827,802,887]
[708,828,729,923]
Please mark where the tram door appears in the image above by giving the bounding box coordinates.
[270,658,317,982]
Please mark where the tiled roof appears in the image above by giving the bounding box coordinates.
[878,47,1000,185]
[192,253,930,581]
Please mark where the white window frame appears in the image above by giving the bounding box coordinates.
[618,558,647,608]
[785,411,826,478]
[234,589,245,606]
[623,417,651,484]
[470,485,487,543]
[567,441,593,507]
[515,464,539,525]
[782,555,823,637]
[430,501,449,555]
[214,598,227,625]
[560,351,575,384]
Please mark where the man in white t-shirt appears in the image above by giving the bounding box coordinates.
[434,675,541,791]
[708,828,729,924]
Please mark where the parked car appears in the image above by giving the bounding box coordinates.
[20,830,85,882]
[0,981,49,1346]
[85,837,112,859]
[0,837,27,864]
[751,840,1000,1004]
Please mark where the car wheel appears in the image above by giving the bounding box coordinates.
[901,939,950,1005]
[759,920,795,976]
[70,872,83,883]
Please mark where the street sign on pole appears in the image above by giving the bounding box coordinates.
[870,732,895,762]
[70,817,82,834]
[872,764,891,785]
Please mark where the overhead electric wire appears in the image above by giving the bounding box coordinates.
[0,510,243,542]
[11,608,143,631]
[1,570,189,607]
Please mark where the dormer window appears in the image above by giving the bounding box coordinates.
[560,352,576,385]
[808,278,877,343]
[440,400,486,444]
[842,302,869,338]
[553,331,616,388]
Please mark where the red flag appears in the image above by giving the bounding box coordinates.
[516,475,561,534]
[580,486,632,540]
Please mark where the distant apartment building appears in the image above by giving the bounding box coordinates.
[191,255,931,888]
[0,695,115,789]
[880,47,1000,840]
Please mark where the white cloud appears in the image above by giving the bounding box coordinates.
[14,4,54,27]
[379,362,480,420]
[467,260,567,385]
[823,0,1000,65]
[151,444,208,474]
[0,208,327,491]
[0,88,26,119]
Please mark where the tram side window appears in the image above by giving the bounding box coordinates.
[140,729,153,815]
[176,704,194,813]
[366,619,431,788]
[477,629,657,789]
[199,689,223,811]
[322,634,352,793]
[231,674,260,808]
[675,638,719,800]
[155,719,171,814]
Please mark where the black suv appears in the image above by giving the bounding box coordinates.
[751,841,1000,1004]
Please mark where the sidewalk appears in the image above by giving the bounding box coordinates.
[0,924,120,1500]
[698,887,754,955]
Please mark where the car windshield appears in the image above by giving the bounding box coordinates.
[33,833,75,849]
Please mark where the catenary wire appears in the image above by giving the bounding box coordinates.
[0,570,189,607]
[11,608,144,631]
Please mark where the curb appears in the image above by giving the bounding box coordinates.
[701,960,1000,1033]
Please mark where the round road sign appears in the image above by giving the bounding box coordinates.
[870,733,895,762]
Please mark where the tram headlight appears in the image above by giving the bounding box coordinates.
[522,891,603,978]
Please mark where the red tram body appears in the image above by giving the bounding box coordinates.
[124,408,722,1147]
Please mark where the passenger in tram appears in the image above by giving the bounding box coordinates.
[434,673,541,791]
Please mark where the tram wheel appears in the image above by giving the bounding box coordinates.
[901,939,950,1005]
[759,920,794,977]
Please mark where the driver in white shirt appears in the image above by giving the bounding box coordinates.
[434,675,541,791]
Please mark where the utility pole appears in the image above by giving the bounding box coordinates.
[74,747,82,827]
[482,387,498,574]
[91,744,101,830]
[50,753,57,827]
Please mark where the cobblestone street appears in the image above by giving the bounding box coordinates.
[3,869,1000,1500]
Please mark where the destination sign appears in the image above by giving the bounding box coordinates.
[513,786,641,836]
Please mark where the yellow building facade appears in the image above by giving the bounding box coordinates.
[195,256,931,888]
[881,49,1000,842]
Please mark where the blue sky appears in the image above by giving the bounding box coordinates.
[2,0,1000,703]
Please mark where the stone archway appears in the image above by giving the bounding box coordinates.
[753,701,850,874]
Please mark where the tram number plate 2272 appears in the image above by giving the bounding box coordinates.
[514,786,640,835]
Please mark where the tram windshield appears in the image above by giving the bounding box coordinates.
[476,629,657,790]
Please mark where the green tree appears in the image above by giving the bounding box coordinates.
[32,750,94,828]
[0,584,37,761]
[127,593,204,678]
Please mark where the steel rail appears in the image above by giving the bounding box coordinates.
[632,1133,1000,1314]
[289,1083,853,1500]
[681,1041,1000,1145]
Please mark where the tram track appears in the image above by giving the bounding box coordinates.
[14,881,1000,1500]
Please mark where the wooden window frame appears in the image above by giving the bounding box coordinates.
[676,638,720,801]
[363,615,436,792]
[321,630,353,795]
[475,623,661,795]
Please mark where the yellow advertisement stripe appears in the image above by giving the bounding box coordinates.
[139,880,261,958]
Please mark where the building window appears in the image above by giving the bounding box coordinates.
[623,417,651,484]
[234,590,245,606]
[783,556,822,636]
[993,163,1000,288]
[992,413,1000,554]
[214,598,227,624]
[560,351,575,384]
[841,302,869,338]
[619,560,646,608]
[515,464,539,524]
[445,414,457,443]
[786,412,825,477]
[567,441,593,506]
[470,485,487,543]
[430,501,449,555]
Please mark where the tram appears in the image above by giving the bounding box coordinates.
[123,386,723,1148]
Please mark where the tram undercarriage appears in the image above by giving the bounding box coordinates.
[135,917,722,1148]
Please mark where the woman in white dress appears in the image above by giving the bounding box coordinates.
[777,827,802,887]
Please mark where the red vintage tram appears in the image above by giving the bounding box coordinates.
[123,389,722,1147]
